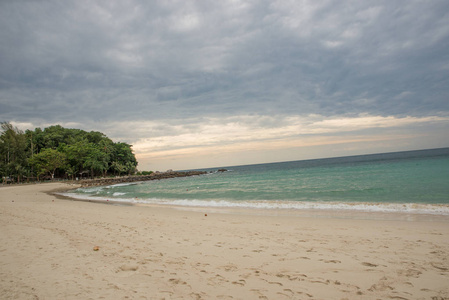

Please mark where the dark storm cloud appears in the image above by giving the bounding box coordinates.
[1,0,449,125]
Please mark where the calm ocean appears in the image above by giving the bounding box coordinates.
[66,148,449,215]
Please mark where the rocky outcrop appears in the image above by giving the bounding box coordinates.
[78,170,207,187]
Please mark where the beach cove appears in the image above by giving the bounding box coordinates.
[1,182,449,299]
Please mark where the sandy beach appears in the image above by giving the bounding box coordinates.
[1,183,448,299]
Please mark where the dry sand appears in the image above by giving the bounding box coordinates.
[1,182,448,299]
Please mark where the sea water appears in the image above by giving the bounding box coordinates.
[66,148,449,215]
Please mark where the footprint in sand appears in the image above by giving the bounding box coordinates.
[169,278,187,285]
[232,279,246,286]
[118,265,139,272]
[430,263,448,271]
[222,264,238,272]
[267,281,283,286]
[361,262,378,267]
[321,259,341,264]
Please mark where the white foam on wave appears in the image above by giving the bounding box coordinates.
[161,199,449,215]
[106,182,139,188]
[71,182,137,195]
[59,192,449,215]
[76,186,104,194]
[58,192,138,205]
[113,192,127,196]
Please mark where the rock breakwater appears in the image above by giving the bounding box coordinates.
[78,170,207,187]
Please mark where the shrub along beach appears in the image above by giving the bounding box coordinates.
[0,122,138,183]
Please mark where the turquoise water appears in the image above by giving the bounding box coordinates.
[67,148,449,215]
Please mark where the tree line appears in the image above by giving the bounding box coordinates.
[0,122,138,183]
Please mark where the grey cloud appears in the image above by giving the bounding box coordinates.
[1,0,449,128]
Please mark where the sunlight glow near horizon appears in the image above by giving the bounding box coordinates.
[11,113,449,171]
[130,114,449,171]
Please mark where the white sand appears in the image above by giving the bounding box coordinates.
[1,182,448,299]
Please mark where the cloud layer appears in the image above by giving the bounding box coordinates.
[1,0,449,169]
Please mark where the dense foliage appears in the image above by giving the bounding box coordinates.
[0,122,138,182]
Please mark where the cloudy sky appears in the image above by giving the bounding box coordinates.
[1,0,448,171]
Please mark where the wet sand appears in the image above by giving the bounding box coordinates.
[1,182,448,299]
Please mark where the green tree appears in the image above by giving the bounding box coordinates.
[61,140,89,177]
[83,144,109,179]
[0,122,27,182]
[111,161,127,175]
[29,148,67,180]
[2,123,139,182]
[65,165,77,180]
[111,142,138,175]
[86,131,108,144]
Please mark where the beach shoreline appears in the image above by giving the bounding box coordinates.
[1,182,448,299]
[59,182,449,223]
